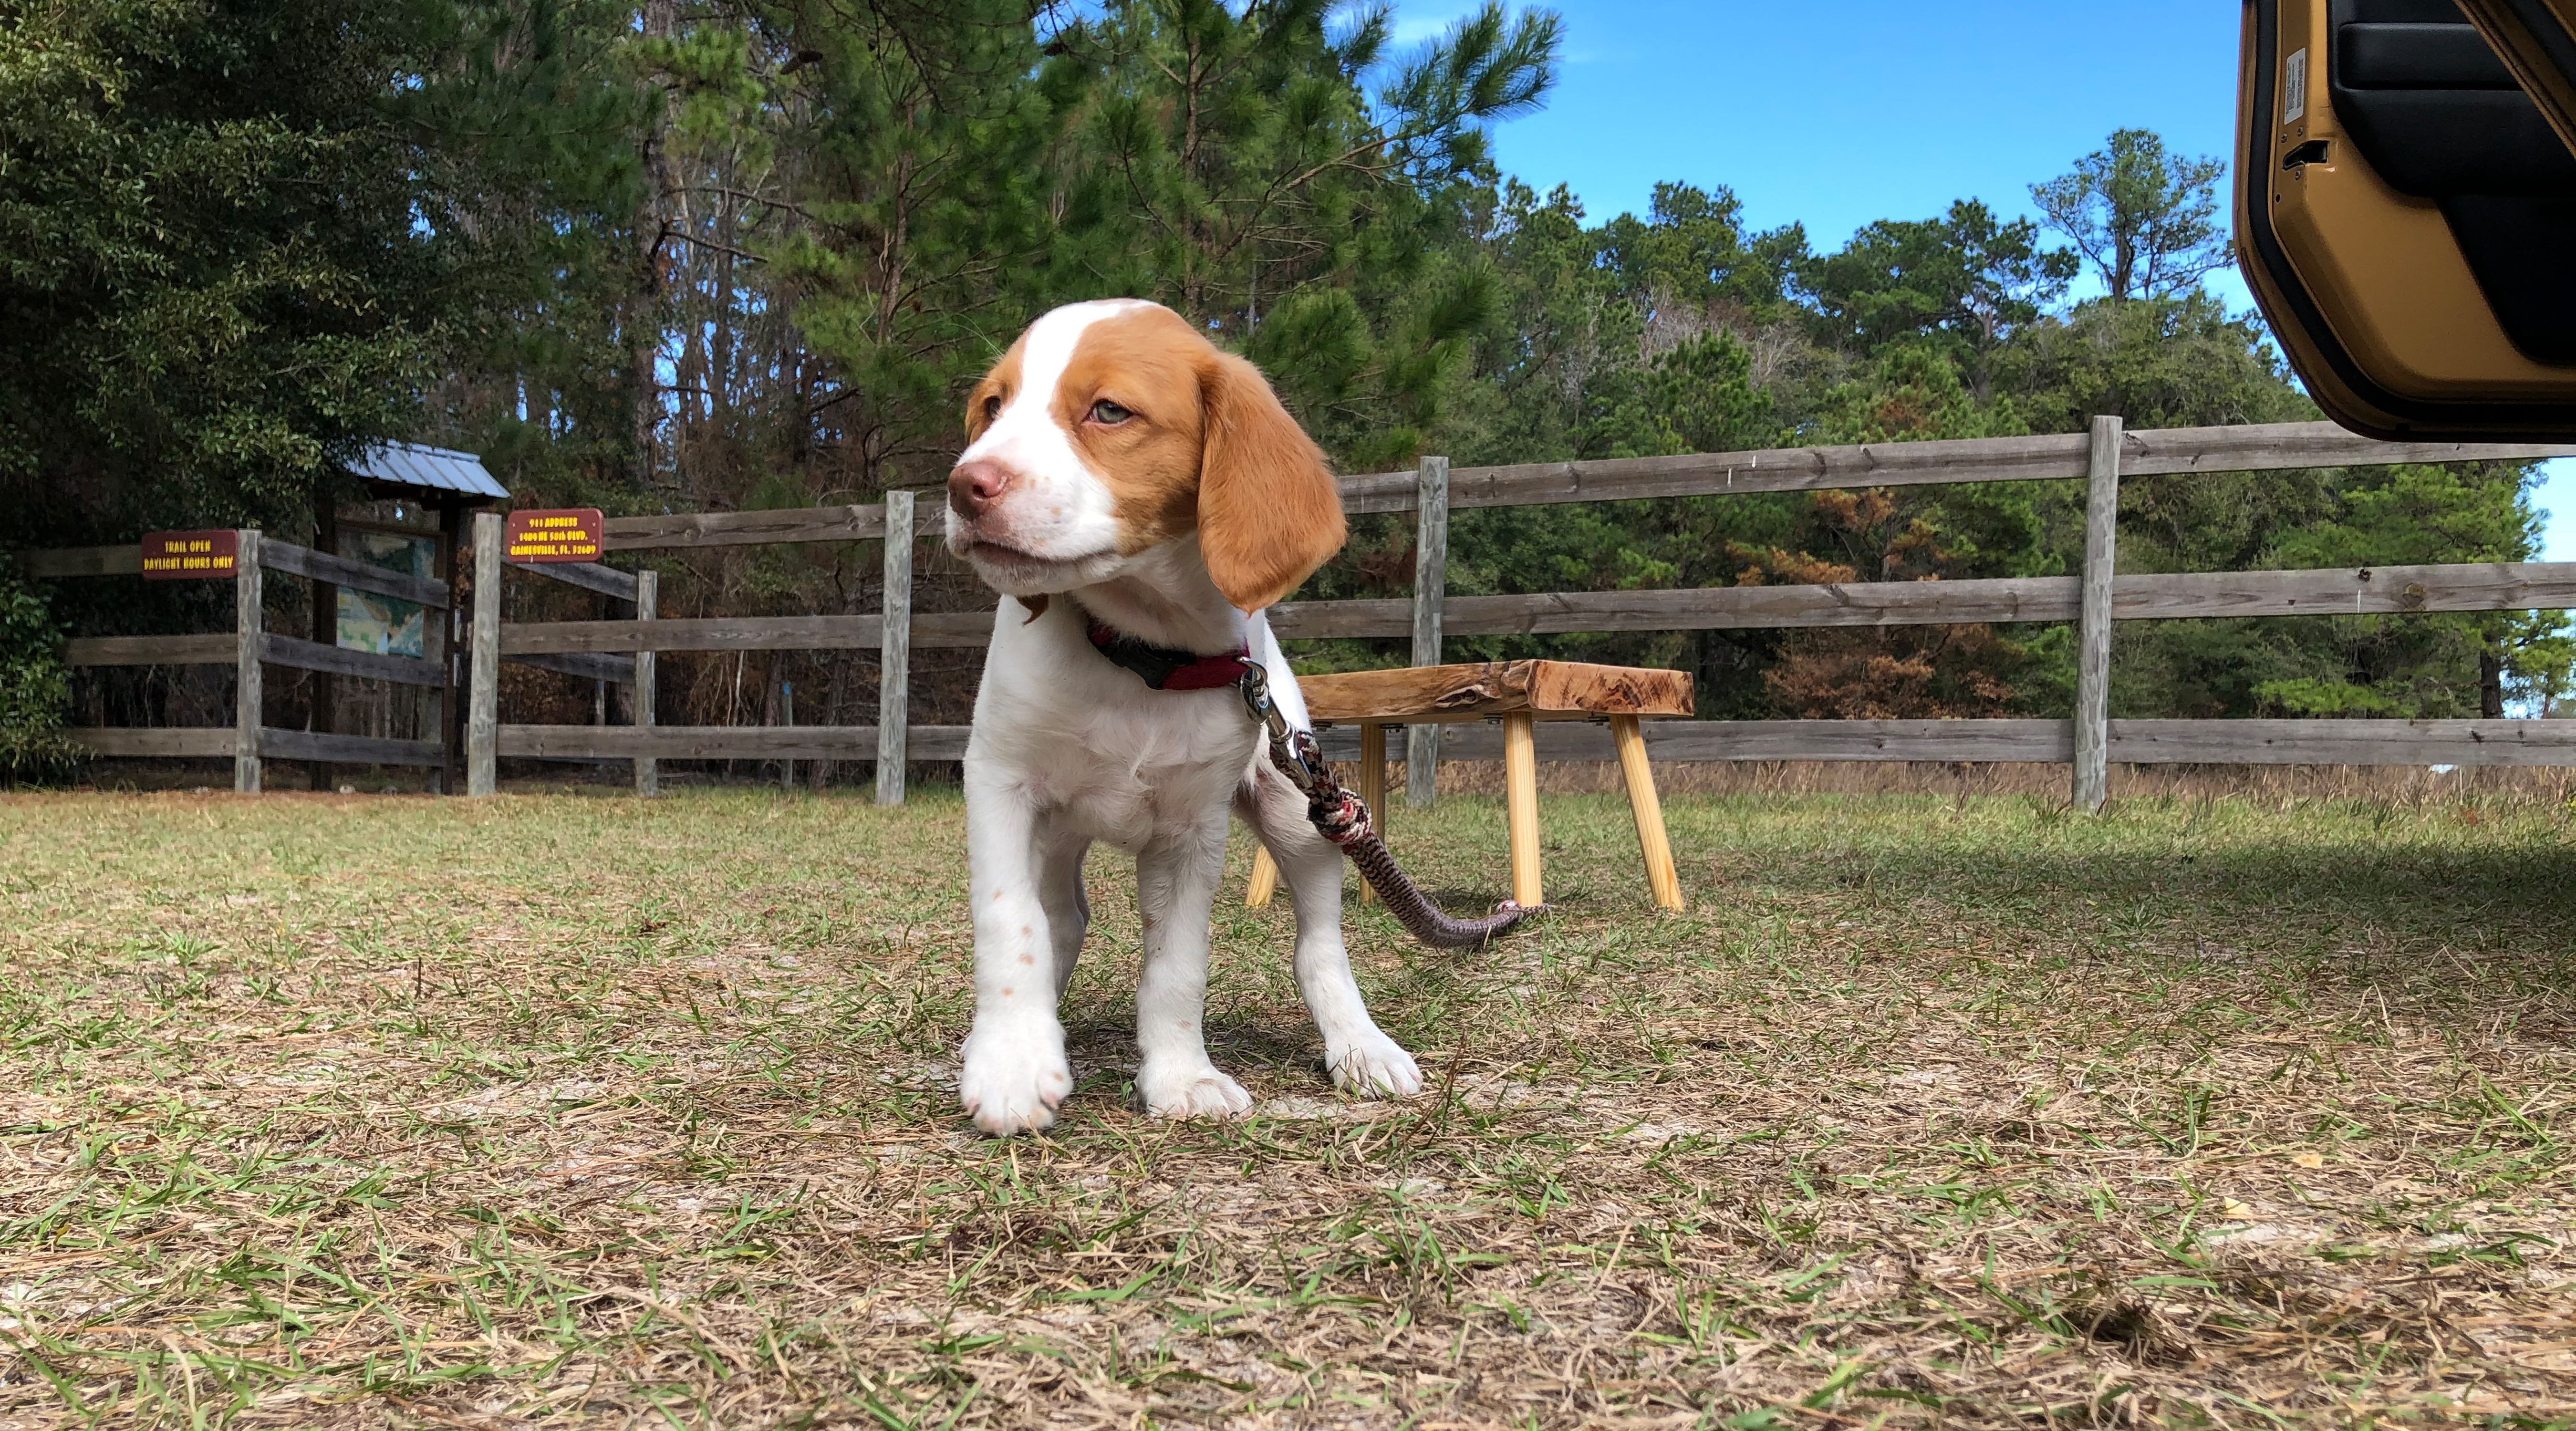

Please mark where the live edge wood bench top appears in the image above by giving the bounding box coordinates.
[1251,658,1693,912]
[1298,659,1694,725]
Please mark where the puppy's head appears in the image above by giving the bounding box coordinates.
[946,299,1346,612]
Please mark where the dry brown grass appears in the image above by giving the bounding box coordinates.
[79,755,2576,806]
[1438,759,2576,802]
[3,787,2573,1428]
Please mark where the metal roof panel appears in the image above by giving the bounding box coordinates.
[346,441,509,499]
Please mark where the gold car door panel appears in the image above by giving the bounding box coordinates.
[2237,0,2576,437]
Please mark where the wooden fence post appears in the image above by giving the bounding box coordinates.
[1406,456,1448,809]
[438,501,467,793]
[2073,415,2123,812]
[467,511,500,796]
[634,568,658,797]
[307,506,337,791]
[877,489,914,807]
[234,529,263,793]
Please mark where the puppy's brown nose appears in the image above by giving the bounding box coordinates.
[948,460,1011,520]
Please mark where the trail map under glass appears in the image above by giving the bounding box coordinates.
[337,531,436,657]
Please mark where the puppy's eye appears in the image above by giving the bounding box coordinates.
[1089,399,1133,426]
[981,394,1002,423]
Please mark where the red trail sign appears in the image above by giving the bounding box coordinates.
[139,530,240,580]
[506,508,606,563]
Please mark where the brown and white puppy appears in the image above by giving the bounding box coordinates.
[945,299,1423,1135]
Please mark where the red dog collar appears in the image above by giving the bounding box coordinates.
[1086,620,1250,691]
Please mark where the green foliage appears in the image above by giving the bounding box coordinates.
[0,0,475,544]
[0,0,2554,747]
[0,559,73,782]
[2107,456,2547,722]
[2008,292,2309,434]
[748,0,1066,489]
[1429,126,2555,722]
[413,0,655,498]
[1575,332,1774,460]
[1047,0,1558,471]
[2029,127,2231,303]
[1598,181,1807,321]
[2267,462,2536,569]
[2503,612,2576,716]
[1801,200,2073,398]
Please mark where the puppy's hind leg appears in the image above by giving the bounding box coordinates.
[1237,767,1423,1099]
[1038,835,1090,1002]
[1132,816,1251,1119]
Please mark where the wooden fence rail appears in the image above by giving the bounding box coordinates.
[29,419,2576,801]
[503,613,887,654]
[482,717,2576,768]
[1261,561,2576,641]
[1328,717,2576,766]
[514,557,638,602]
[484,560,2576,658]
[498,724,971,762]
[30,529,461,789]
[66,632,446,687]
[468,418,2576,805]
[1333,421,2575,513]
[67,725,445,766]
[262,541,450,608]
[602,506,885,550]
[115,715,2576,771]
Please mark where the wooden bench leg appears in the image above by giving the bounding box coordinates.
[1612,715,1684,911]
[1356,722,1384,903]
[1246,845,1279,908]
[1502,711,1542,907]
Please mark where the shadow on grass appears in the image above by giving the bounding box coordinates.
[1761,840,2576,940]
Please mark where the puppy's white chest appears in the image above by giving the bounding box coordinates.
[978,675,1254,849]
[1055,703,1253,839]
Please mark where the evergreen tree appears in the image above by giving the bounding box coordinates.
[1801,199,2074,401]
[1043,0,1558,470]
[2030,127,2232,304]
[0,0,473,544]
[0,13,2554,757]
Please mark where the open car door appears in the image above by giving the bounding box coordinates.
[2237,0,2576,438]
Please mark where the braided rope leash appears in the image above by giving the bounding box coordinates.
[1236,661,1537,949]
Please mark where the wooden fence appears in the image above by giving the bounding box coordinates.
[32,532,455,790]
[465,489,918,802]
[30,418,2576,803]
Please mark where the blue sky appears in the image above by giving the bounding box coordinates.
[1392,0,2576,555]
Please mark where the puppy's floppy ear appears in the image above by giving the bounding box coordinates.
[1197,351,1346,612]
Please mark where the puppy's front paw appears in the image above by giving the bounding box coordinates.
[1135,1060,1253,1120]
[959,1020,1071,1135]
[1326,1032,1423,1099]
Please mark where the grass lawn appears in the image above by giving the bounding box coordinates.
[3,786,2573,1428]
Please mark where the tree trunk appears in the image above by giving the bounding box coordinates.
[628,0,678,494]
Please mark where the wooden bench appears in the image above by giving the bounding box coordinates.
[1248,660,1693,912]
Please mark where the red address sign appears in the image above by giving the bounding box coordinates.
[140,529,240,580]
[506,508,606,563]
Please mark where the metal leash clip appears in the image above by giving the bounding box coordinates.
[1236,658,1333,798]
